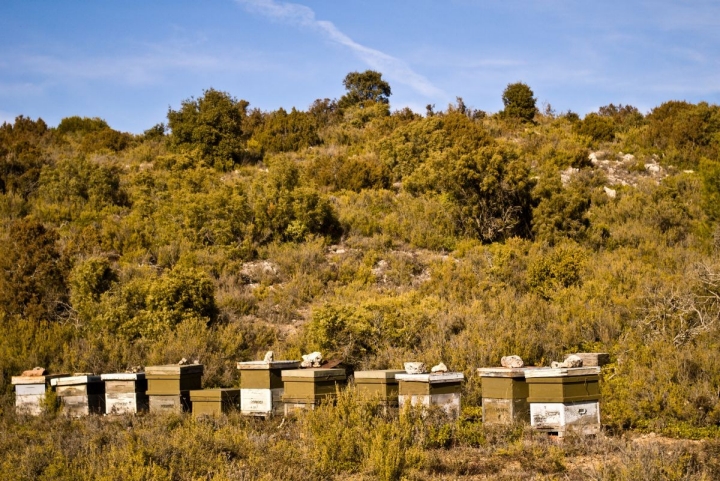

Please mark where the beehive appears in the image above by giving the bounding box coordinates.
[190,388,240,418]
[281,368,346,414]
[477,367,539,424]
[146,364,203,414]
[101,372,149,415]
[396,372,464,418]
[524,366,601,436]
[354,370,405,406]
[51,375,105,416]
[12,373,67,415]
[236,360,300,416]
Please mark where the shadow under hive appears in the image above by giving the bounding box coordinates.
[236,360,300,416]
[190,388,240,418]
[281,368,347,414]
[477,367,542,425]
[354,370,405,407]
[396,372,464,419]
[101,372,149,415]
[145,364,204,414]
[51,375,105,417]
[12,373,68,416]
[525,366,602,437]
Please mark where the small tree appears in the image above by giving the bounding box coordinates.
[167,88,250,170]
[338,70,392,108]
[502,82,537,122]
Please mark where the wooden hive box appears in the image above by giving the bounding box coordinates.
[101,373,149,415]
[51,375,105,416]
[524,366,602,436]
[12,373,68,416]
[396,372,464,418]
[149,393,191,414]
[354,370,405,405]
[145,364,203,395]
[281,368,347,413]
[236,360,300,416]
[190,388,240,418]
[524,367,601,403]
[477,367,540,424]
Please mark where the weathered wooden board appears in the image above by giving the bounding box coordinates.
[149,394,191,414]
[240,388,283,415]
[105,393,149,415]
[530,401,601,436]
[60,394,104,417]
[15,384,46,396]
[398,393,461,419]
[482,397,530,424]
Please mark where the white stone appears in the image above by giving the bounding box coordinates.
[430,362,448,373]
[300,351,323,368]
[263,351,274,363]
[603,186,617,199]
[501,355,524,368]
[404,362,427,374]
[550,354,584,369]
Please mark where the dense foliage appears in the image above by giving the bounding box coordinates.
[2,73,720,478]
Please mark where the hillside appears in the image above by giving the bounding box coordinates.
[1,74,720,479]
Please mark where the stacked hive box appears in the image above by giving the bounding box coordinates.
[101,373,149,415]
[51,375,105,416]
[477,367,539,424]
[354,370,405,412]
[281,368,347,414]
[236,360,300,416]
[146,364,203,414]
[396,372,464,418]
[190,388,240,418]
[12,372,67,415]
[525,366,601,436]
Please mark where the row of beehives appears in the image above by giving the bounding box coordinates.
[11,353,607,436]
[11,361,463,419]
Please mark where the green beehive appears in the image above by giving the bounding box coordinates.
[281,368,346,413]
[477,367,541,424]
[145,364,204,395]
[146,364,203,414]
[236,360,300,416]
[396,372,464,418]
[525,367,600,403]
[190,388,240,418]
[354,370,405,405]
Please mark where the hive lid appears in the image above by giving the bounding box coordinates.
[236,360,301,370]
[395,372,464,383]
[50,375,102,386]
[354,370,405,380]
[281,368,346,381]
[145,364,204,375]
[189,388,240,401]
[524,366,601,378]
[476,367,543,378]
[101,372,146,381]
[12,373,69,385]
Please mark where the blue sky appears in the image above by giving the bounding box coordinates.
[1,0,718,133]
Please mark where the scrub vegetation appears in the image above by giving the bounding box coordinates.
[2,71,720,479]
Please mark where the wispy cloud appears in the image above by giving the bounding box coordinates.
[1,40,272,89]
[236,0,446,99]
